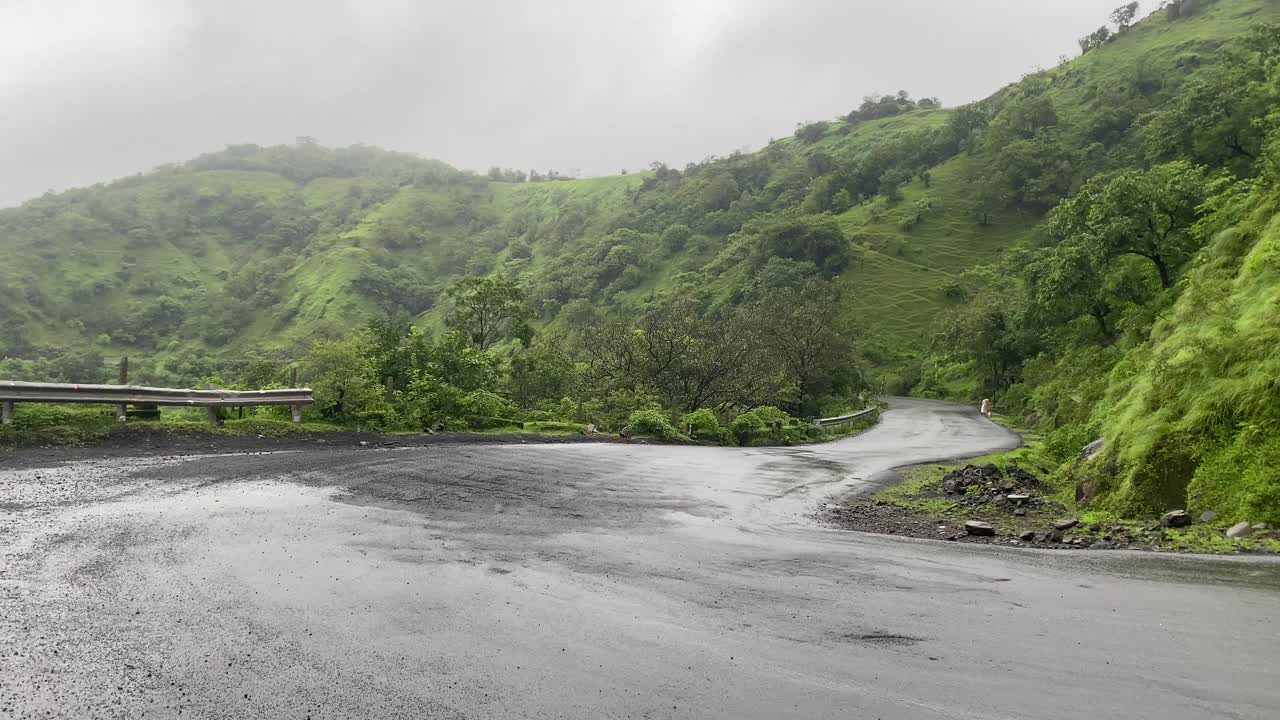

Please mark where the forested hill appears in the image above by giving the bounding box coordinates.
[2,1,1279,521]
[0,0,1267,369]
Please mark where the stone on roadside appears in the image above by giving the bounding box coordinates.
[1013,507,1026,516]
[1160,510,1192,528]
[1046,529,1064,543]
[964,521,995,537]
[1226,522,1253,539]
[1199,510,1217,523]
[1054,518,1080,531]
[1078,436,1106,461]
[1018,530,1036,541]
[1006,494,1030,503]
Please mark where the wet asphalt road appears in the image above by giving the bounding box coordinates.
[2,397,1277,719]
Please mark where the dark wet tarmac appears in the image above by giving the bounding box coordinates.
[2,398,1277,718]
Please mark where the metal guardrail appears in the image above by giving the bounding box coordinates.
[813,407,876,428]
[0,381,313,425]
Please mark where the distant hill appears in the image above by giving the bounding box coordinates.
[2,0,1272,365]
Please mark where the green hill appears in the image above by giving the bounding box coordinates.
[3,0,1279,522]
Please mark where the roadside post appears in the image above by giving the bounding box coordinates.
[115,356,129,422]
[290,367,303,423]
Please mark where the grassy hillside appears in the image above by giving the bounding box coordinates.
[3,1,1271,371]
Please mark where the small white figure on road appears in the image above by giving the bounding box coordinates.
[980,398,992,419]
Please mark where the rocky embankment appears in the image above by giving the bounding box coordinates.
[824,463,1279,552]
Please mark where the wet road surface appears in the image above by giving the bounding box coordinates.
[2,397,1277,718]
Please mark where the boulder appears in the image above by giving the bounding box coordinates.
[1054,518,1080,531]
[1226,522,1253,539]
[1161,510,1192,528]
[1078,437,1106,462]
[1046,529,1065,543]
[1199,510,1218,523]
[964,521,996,537]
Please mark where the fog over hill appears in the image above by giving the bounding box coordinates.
[2,0,1122,207]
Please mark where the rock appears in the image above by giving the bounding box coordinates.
[1006,494,1030,504]
[1013,507,1026,516]
[1226,522,1253,539]
[358,441,369,447]
[1078,436,1106,462]
[1054,518,1080,531]
[1199,510,1218,523]
[1019,530,1036,541]
[1252,523,1269,531]
[964,521,995,537]
[1161,510,1192,528]
[1046,529,1065,543]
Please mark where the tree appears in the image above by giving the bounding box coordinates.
[576,300,784,413]
[1047,161,1208,289]
[1111,2,1140,32]
[749,280,861,417]
[749,211,850,276]
[444,275,534,349]
[1078,26,1113,54]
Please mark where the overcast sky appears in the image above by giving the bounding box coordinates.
[0,0,1128,207]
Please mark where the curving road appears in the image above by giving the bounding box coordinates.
[2,398,1277,719]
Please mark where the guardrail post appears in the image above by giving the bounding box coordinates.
[290,367,302,423]
[2,401,13,425]
[115,356,129,422]
[204,383,220,426]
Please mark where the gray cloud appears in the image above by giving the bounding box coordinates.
[0,0,1123,206]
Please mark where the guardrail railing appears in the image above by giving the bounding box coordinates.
[813,407,876,428]
[0,381,313,425]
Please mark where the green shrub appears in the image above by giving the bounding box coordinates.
[752,406,794,427]
[731,411,767,445]
[459,389,518,419]
[680,409,725,442]
[626,409,686,440]
[581,388,662,432]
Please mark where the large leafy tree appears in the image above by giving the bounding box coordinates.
[1047,161,1208,288]
[749,279,862,417]
[444,275,534,350]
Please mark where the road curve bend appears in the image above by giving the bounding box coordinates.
[1,397,1276,719]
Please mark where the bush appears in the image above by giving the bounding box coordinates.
[626,409,686,440]
[459,389,518,419]
[731,411,767,445]
[680,408,725,442]
[752,406,793,428]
